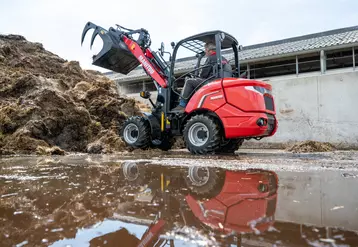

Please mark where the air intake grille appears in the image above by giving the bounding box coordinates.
[264,95,274,111]
[266,198,277,217]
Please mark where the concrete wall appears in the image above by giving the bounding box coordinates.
[122,69,358,148]
[267,69,358,148]
[275,170,358,232]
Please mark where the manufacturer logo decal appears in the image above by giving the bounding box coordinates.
[210,95,223,100]
[139,55,155,75]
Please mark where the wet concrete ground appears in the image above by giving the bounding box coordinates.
[1,149,358,246]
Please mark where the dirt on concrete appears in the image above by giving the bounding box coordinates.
[286,140,336,153]
[0,34,141,155]
[172,136,185,149]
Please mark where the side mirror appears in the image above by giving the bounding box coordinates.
[238,45,243,51]
[159,42,165,56]
[140,91,151,99]
[171,42,175,49]
[220,32,225,42]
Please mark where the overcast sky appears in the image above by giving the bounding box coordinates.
[1,0,357,72]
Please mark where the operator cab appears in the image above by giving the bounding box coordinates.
[168,30,242,111]
[171,30,241,80]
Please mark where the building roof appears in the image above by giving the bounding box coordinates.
[107,25,358,83]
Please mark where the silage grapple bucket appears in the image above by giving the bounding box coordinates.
[81,22,140,74]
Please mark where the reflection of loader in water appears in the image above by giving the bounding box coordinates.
[102,163,279,246]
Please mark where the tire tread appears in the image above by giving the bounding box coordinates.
[183,114,221,154]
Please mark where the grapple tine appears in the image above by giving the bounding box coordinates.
[90,26,101,50]
[81,22,98,46]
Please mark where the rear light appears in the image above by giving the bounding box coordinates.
[253,86,272,95]
[246,86,275,111]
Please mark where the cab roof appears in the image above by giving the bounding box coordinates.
[177,30,239,54]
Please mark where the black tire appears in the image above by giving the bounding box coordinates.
[121,116,150,149]
[152,136,175,151]
[215,139,244,154]
[183,115,221,154]
[120,162,146,186]
[183,167,225,198]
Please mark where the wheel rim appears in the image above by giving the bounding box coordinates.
[188,122,209,147]
[188,167,209,186]
[122,162,139,181]
[123,123,139,144]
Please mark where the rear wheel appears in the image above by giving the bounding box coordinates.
[183,115,221,154]
[183,167,225,198]
[215,139,244,154]
[121,116,150,149]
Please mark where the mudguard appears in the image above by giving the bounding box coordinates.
[142,112,161,140]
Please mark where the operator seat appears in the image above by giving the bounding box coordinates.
[223,62,233,78]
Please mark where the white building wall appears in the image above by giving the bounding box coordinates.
[275,170,358,231]
[266,69,358,148]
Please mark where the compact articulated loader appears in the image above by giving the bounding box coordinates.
[81,22,278,154]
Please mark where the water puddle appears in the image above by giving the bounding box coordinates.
[0,156,357,246]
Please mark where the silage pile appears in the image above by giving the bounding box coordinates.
[0,34,141,155]
[286,140,336,153]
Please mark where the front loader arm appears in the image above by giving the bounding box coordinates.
[122,36,168,88]
[137,219,167,247]
[81,22,168,88]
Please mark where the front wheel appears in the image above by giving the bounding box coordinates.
[183,115,221,154]
[121,162,146,186]
[121,116,151,149]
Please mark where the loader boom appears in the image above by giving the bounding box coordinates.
[122,36,168,88]
[81,22,168,88]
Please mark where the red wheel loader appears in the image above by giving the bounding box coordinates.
[81,22,278,154]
